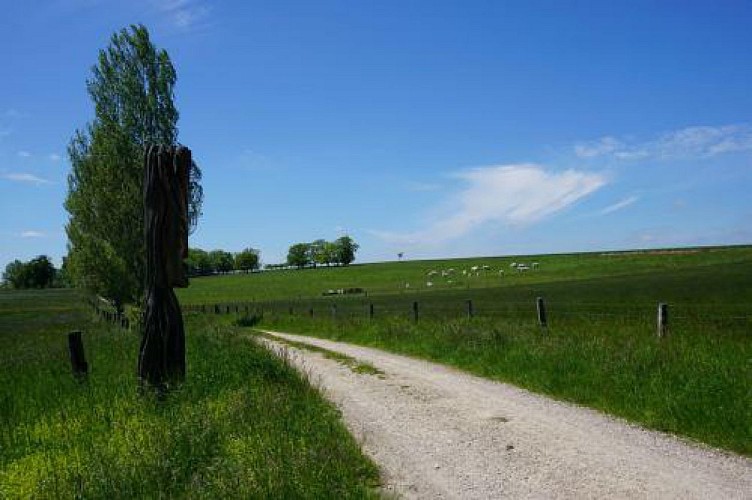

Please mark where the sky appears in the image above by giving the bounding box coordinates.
[1,1,751,269]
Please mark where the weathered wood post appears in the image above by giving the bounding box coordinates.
[68,331,88,377]
[657,303,669,338]
[331,303,337,320]
[369,303,374,320]
[138,145,191,389]
[536,297,547,328]
[412,301,419,322]
[466,299,474,319]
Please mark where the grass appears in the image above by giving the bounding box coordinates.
[255,330,385,377]
[0,289,379,498]
[177,245,752,456]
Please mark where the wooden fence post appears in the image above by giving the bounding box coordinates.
[536,297,547,328]
[466,299,474,319]
[412,301,419,322]
[369,303,374,320]
[289,306,294,315]
[309,306,314,318]
[331,303,337,319]
[657,303,669,338]
[68,331,88,377]
[214,304,220,314]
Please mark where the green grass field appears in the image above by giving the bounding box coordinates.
[0,289,379,497]
[180,245,752,455]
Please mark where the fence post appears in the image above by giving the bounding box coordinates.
[331,303,337,320]
[536,297,547,328]
[309,306,314,318]
[466,299,474,319]
[412,301,419,322]
[369,303,374,320]
[214,304,219,314]
[289,306,294,315]
[235,305,239,314]
[657,303,669,338]
[68,331,88,377]
[226,305,230,314]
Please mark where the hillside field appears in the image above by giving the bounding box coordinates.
[180,245,752,455]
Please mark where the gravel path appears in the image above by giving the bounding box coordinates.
[258,330,752,499]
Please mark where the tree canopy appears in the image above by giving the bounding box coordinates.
[2,256,56,289]
[286,237,359,268]
[64,24,203,310]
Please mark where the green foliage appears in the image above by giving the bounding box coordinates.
[64,24,203,307]
[208,249,234,274]
[2,256,56,289]
[335,236,359,265]
[234,247,260,273]
[0,289,379,497]
[185,248,212,276]
[287,243,311,268]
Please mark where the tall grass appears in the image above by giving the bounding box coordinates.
[260,313,751,456]
[0,290,379,497]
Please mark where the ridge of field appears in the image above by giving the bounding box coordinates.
[0,289,379,497]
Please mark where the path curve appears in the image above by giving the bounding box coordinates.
[258,330,751,499]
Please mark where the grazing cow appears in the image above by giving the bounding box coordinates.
[426,281,433,287]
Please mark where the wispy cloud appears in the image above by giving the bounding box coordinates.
[20,231,45,238]
[156,0,211,30]
[1,172,51,184]
[575,124,752,161]
[49,153,62,162]
[17,150,31,158]
[599,195,639,215]
[372,164,607,246]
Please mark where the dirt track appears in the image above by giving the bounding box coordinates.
[258,330,752,499]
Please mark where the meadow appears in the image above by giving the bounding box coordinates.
[0,289,379,497]
[180,245,752,455]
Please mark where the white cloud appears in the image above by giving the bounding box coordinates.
[49,153,62,162]
[17,151,31,158]
[372,164,607,246]
[20,231,45,238]
[1,172,50,184]
[575,124,752,160]
[156,0,210,29]
[599,195,639,215]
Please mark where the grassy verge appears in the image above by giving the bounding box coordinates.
[260,314,751,457]
[254,330,384,377]
[0,289,379,498]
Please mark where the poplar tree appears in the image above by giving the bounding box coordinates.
[65,25,203,311]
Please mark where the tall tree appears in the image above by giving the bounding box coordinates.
[334,236,359,265]
[287,243,310,268]
[64,25,202,311]
[234,248,260,273]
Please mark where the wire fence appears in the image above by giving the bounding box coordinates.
[182,294,752,335]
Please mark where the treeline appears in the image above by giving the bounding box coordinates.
[2,255,65,289]
[186,247,260,276]
[287,236,359,268]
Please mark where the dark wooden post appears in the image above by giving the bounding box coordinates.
[536,297,547,328]
[289,306,294,315]
[466,299,474,319]
[68,331,88,377]
[369,303,374,320]
[412,301,419,322]
[138,145,191,389]
[657,303,669,338]
[309,306,314,318]
[331,303,337,319]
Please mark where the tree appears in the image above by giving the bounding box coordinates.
[335,236,359,265]
[287,243,310,268]
[235,248,260,273]
[186,248,212,276]
[64,24,203,312]
[2,256,56,289]
[308,239,327,268]
[208,250,234,274]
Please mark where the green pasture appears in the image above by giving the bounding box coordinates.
[0,289,378,498]
[179,245,752,455]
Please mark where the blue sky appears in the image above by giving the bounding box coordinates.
[1,1,751,269]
